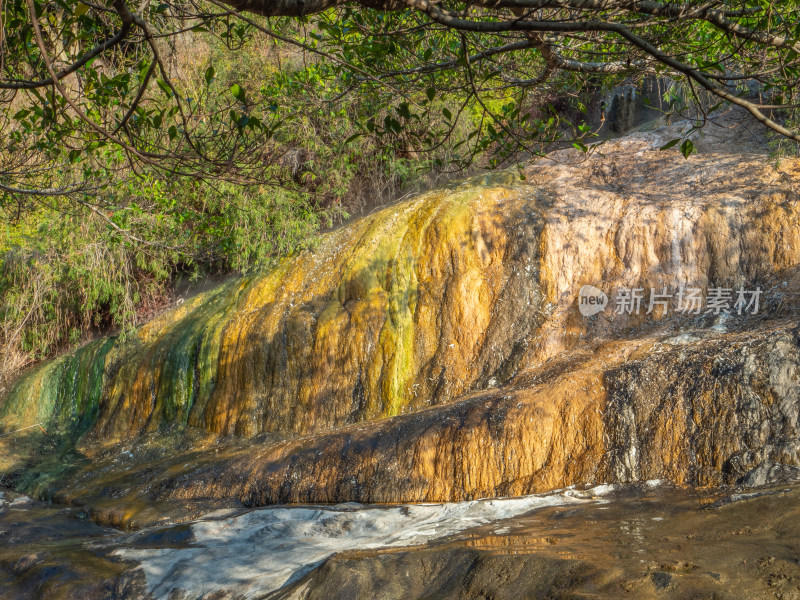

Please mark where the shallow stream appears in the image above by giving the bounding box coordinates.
[3,481,799,599]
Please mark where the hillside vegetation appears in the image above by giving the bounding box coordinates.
[2,0,799,385]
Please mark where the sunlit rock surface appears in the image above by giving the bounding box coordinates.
[1,108,800,522]
[2,178,546,441]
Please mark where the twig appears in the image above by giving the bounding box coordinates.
[0,422,46,438]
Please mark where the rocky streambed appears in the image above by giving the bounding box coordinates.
[4,482,800,599]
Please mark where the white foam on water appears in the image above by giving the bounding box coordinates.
[115,484,616,599]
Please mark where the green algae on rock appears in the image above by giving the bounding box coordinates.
[2,109,800,515]
[1,179,547,471]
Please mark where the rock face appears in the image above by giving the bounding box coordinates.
[1,180,546,441]
[1,108,800,517]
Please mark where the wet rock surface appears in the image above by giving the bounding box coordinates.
[0,488,147,600]
[1,108,800,597]
[11,318,795,523]
[3,483,800,599]
[273,548,590,600]
[273,482,800,600]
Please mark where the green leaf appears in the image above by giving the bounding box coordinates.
[168,126,177,140]
[396,102,411,120]
[680,139,695,159]
[426,87,436,102]
[230,83,246,102]
[442,107,452,121]
[138,60,151,81]
[204,66,215,86]
[659,138,681,151]
[156,79,172,98]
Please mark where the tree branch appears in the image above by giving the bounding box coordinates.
[0,17,132,90]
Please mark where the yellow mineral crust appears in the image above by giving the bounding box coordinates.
[2,109,800,515]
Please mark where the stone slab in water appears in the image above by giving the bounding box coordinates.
[4,482,800,599]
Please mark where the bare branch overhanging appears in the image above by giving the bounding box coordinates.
[1,0,799,202]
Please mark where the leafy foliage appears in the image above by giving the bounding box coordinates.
[0,172,325,378]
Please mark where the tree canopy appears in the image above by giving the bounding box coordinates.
[2,0,799,203]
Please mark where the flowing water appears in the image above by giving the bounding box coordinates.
[3,482,800,599]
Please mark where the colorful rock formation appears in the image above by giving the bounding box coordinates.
[1,108,799,523]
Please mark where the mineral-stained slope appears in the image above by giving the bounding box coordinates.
[1,178,547,442]
[1,109,800,520]
[98,320,800,510]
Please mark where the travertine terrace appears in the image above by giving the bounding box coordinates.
[2,109,800,522]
